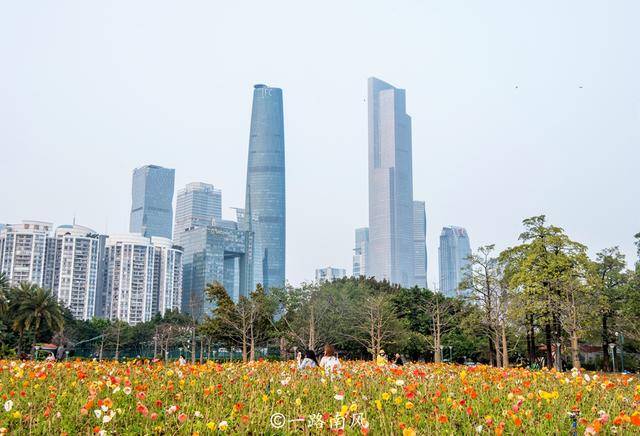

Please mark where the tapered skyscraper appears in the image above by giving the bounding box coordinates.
[438,226,471,297]
[367,77,415,287]
[245,84,285,290]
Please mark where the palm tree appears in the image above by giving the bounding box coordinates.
[11,283,64,354]
[0,272,9,315]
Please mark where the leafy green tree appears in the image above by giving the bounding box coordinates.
[11,284,64,353]
[501,215,588,370]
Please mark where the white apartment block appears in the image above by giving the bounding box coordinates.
[0,221,53,286]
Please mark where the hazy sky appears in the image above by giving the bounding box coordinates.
[1,1,638,286]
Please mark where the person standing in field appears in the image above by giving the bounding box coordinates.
[319,344,341,374]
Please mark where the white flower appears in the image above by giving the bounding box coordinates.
[194,411,203,418]
[101,405,108,412]
[123,387,132,395]
[112,386,121,394]
[584,374,591,382]
[475,424,484,433]
[218,420,228,430]
[334,394,344,401]
[102,410,115,423]
[94,409,102,419]
[395,379,405,386]
[3,400,13,412]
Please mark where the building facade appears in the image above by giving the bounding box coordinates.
[367,77,416,288]
[174,182,222,240]
[315,266,347,282]
[180,222,253,318]
[353,227,369,277]
[0,221,53,286]
[438,226,471,297]
[244,84,286,291]
[129,165,175,239]
[49,225,103,320]
[413,201,427,288]
[150,237,183,316]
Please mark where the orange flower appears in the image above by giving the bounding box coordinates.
[631,412,640,426]
[438,415,449,424]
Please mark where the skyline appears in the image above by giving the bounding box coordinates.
[1,1,639,287]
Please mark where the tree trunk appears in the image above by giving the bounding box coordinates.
[191,326,196,365]
[99,336,105,361]
[570,330,581,369]
[501,323,509,368]
[114,327,121,361]
[249,323,255,362]
[601,315,610,371]
[241,331,247,363]
[544,323,553,369]
[279,337,286,360]
[199,337,204,364]
[308,305,315,351]
[494,328,502,368]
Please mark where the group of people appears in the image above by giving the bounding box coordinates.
[297,344,341,373]
[297,345,405,371]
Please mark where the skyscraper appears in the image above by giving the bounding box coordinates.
[0,220,53,286]
[353,227,369,277]
[129,165,175,239]
[413,201,427,288]
[244,84,286,290]
[438,226,472,297]
[367,77,415,287]
[49,224,102,320]
[174,182,222,241]
[315,266,347,282]
[151,237,183,316]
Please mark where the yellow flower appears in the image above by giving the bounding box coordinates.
[262,394,269,402]
[394,397,402,405]
[405,401,414,410]
[295,398,301,406]
[206,422,216,431]
[340,405,348,416]
[218,421,228,431]
[349,403,358,412]
[403,428,417,436]
[382,392,391,401]
[375,400,382,411]
[12,411,21,420]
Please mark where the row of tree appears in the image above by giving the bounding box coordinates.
[0,215,638,371]
[199,215,640,371]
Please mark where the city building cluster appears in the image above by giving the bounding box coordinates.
[1,79,474,324]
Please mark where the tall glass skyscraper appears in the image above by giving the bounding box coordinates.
[438,226,471,297]
[413,201,427,288]
[244,84,285,290]
[367,77,415,288]
[174,182,222,241]
[353,227,369,277]
[129,165,175,239]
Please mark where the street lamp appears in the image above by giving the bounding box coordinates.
[439,345,444,362]
[448,346,453,362]
[608,343,616,372]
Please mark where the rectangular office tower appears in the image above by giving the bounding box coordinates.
[244,84,286,290]
[352,227,369,277]
[180,221,253,318]
[129,165,175,239]
[174,182,222,241]
[367,77,415,288]
[413,201,427,288]
[315,266,347,282]
[438,226,471,297]
[0,221,53,286]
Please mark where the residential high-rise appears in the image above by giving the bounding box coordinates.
[174,182,222,241]
[413,201,427,288]
[105,234,183,324]
[315,266,347,282]
[438,226,472,297]
[49,224,102,320]
[0,221,53,286]
[244,84,286,290]
[129,165,175,239]
[105,234,156,325]
[151,237,183,316]
[367,77,415,287]
[353,227,369,277]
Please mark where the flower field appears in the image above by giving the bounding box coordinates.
[0,360,638,435]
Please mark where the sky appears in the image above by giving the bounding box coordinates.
[1,0,638,287]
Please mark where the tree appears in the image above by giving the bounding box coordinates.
[0,273,9,315]
[588,248,628,370]
[501,216,588,370]
[11,284,64,353]
[460,245,509,367]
